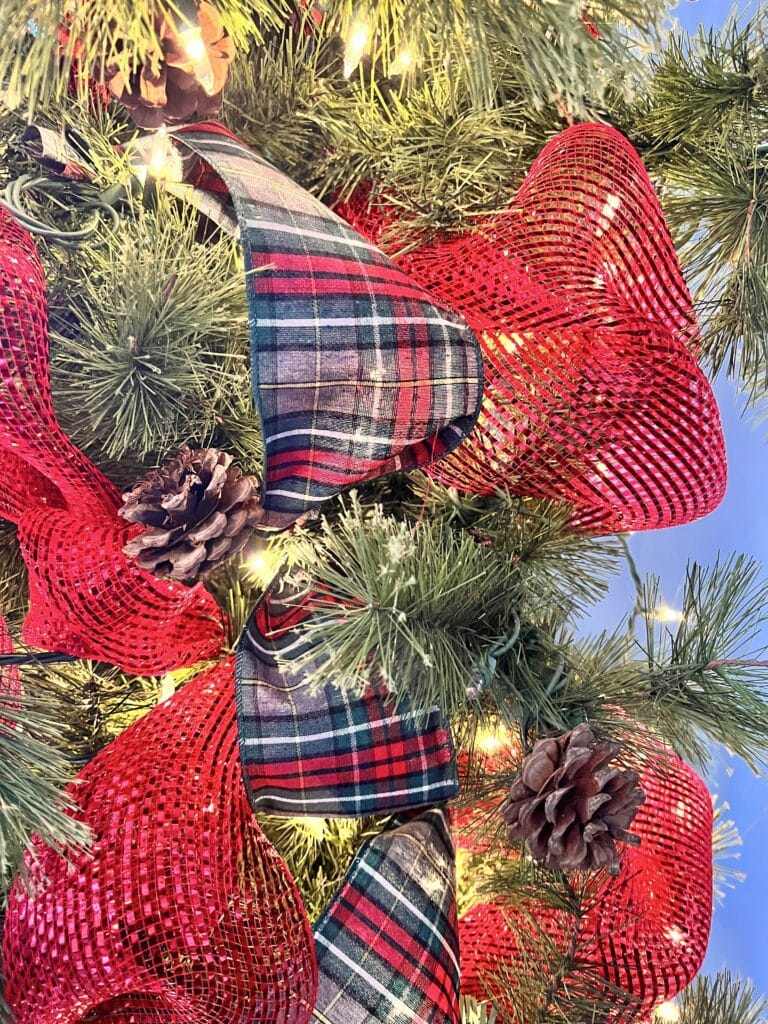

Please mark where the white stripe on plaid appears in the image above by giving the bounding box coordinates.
[247,780,458,808]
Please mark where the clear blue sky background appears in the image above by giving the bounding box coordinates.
[591,0,767,994]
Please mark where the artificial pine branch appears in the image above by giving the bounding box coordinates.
[461,996,498,1024]
[636,555,768,769]
[711,799,745,904]
[479,866,641,1024]
[49,199,252,463]
[257,813,380,921]
[677,972,768,1024]
[0,525,28,627]
[645,17,768,146]
[282,496,529,715]
[0,689,90,896]
[0,0,288,113]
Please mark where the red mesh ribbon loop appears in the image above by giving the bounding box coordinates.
[337,124,727,533]
[2,657,318,1024]
[0,208,224,673]
[172,123,483,531]
[458,749,713,1022]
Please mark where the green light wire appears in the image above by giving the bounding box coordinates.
[0,173,121,248]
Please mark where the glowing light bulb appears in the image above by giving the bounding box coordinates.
[245,545,282,586]
[304,817,328,840]
[390,47,414,76]
[179,25,216,95]
[654,605,685,624]
[655,1001,681,1022]
[665,926,686,945]
[344,17,370,77]
[476,725,506,755]
[158,673,177,703]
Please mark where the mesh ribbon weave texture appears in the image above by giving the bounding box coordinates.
[2,657,318,1024]
[172,122,483,530]
[0,208,225,674]
[311,808,460,1024]
[236,580,457,817]
[337,124,727,533]
[458,749,713,1022]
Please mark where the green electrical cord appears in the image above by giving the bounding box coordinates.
[0,173,122,247]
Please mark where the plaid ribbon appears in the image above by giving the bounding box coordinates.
[173,123,483,530]
[236,582,457,817]
[311,808,460,1024]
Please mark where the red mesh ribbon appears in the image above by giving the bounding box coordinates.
[0,208,225,673]
[458,749,713,1022]
[337,124,727,533]
[2,657,318,1024]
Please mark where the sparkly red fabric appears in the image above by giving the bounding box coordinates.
[458,749,713,1021]
[337,124,727,533]
[2,657,318,1024]
[0,208,224,673]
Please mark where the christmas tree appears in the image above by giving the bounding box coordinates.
[0,1,766,1021]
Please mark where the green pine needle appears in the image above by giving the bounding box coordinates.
[677,972,768,1024]
[282,496,526,715]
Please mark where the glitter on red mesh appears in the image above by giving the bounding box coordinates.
[458,749,713,1022]
[0,208,225,674]
[2,657,318,1024]
[337,123,727,534]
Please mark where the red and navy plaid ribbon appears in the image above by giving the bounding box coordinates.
[173,124,483,530]
[311,808,460,1024]
[236,583,457,817]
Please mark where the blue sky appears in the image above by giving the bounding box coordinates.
[594,0,767,994]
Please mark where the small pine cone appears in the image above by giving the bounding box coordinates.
[120,446,263,582]
[501,723,645,876]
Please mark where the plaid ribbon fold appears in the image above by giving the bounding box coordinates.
[311,808,460,1024]
[173,123,483,529]
[236,582,458,817]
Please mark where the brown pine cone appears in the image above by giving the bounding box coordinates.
[501,723,645,875]
[105,2,235,129]
[120,446,263,582]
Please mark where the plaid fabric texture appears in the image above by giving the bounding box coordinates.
[236,583,457,817]
[174,123,482,529]
[311,808,460,1024]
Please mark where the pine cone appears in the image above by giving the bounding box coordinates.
[120,447,263,582]
[501,724,645,875]
[105,2,235,129]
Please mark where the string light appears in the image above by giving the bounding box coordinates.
[654,605,685,624]
[245,545,283,587]
[343,15,371,77]
[172,0,217,95]
[132,128,183,185]
[178,25,216,95]
[654,1001,681,1023]
[390,48,414,76]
